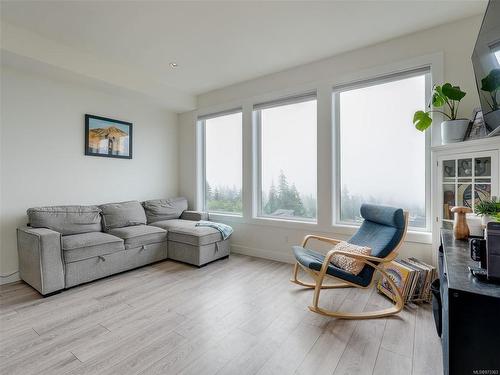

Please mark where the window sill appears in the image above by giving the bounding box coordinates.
[207,212,242,218]
[206,214,432,244]
[207,212,245,223]
[207,213,318,229]
[254,215,317,225]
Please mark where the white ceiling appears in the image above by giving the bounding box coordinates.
[0,0,487,111]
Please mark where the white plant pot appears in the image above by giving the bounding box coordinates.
[441,119,470,145]
[481,215,495,227]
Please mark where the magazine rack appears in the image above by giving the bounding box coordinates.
[290,204,409,319]
[377,258,436,304]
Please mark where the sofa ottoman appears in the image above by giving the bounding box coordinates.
[150,219,230,266]
[142,198,231,267]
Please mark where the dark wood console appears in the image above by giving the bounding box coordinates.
[439,229,500,375]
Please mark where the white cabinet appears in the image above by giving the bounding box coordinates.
[432,138,500,263]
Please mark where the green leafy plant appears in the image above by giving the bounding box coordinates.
[475,198,500,216]
[413,83,466,131]
[481,68,500,111]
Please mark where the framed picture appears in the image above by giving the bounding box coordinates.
[463,108,487,141]
[85,114,132,159]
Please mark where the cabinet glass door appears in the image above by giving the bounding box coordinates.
[440,155,494,229]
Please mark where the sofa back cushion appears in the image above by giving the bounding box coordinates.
[100,201,147,231]
[142,197,188,223]
[27,205,102,235]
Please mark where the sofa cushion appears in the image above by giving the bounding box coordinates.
[180,210,209,221]
[142,197,188,224]
[100,201,147,231]
[62,232,125,263]
[150,219,222,246]
[108,225,167,249]
[27,205,102,235]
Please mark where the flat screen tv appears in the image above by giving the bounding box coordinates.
[472,0,500,136]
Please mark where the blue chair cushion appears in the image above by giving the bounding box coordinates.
[349,204,406,258]
[292,246,374,287]
[349,221,403,259]
[360,204,405,229]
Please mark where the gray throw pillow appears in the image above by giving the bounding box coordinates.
[142,197,188,223]
[99,200,146,231]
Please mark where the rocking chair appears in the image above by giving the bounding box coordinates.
[290,203,409,319]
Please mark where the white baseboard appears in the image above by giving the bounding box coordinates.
[231,244,295,264]
[0,272,20,285]
[0,246,294,286]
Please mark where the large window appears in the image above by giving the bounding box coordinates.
[201,111,242,215]
[335,70,429,229]
[255,94,317,221]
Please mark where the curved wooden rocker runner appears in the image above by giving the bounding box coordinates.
[290,204,409,320]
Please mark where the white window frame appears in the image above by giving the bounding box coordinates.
[253,92,318,223]
[332,67,432,232]
[197,108,243,216]
[194,53,442,244]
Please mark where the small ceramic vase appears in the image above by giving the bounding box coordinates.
[451,206,473,240]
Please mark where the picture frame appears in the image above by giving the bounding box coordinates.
[463,108,487,141]
[85,114,133,159]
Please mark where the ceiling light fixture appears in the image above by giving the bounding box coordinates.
[169,62,178,68]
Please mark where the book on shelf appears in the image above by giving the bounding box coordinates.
[377,257,437,303]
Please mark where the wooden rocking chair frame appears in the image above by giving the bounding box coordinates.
[290,211,409,320]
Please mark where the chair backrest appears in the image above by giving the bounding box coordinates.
[348,204,408,259]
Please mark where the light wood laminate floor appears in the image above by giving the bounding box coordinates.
[0,254,443,375]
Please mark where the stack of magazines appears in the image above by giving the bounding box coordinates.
[377,257,437,303]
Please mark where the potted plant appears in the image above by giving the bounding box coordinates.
[481,68,500,111]
[481,68,500,131]
[475,198,500,226]
[413,83,468,144]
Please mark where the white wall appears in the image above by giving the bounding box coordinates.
[179,15,484,265]
[197,16,482,117]
[0,66,179,282]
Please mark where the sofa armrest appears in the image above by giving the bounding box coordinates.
[17,227,65,295]
[180,210,209,221]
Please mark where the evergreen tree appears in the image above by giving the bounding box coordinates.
[205,183,242,213]
[289,183,305,216]
[264,181,279,214]
[205,181,212,201]
[302,193,317,218]
[265,170,307,217]
[213,187,221,201]
[277,170,289,198]
[277,170,292,209]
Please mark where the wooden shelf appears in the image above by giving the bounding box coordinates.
[431,136,500,152]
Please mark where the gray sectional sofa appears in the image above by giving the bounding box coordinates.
[17,198,231,295]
